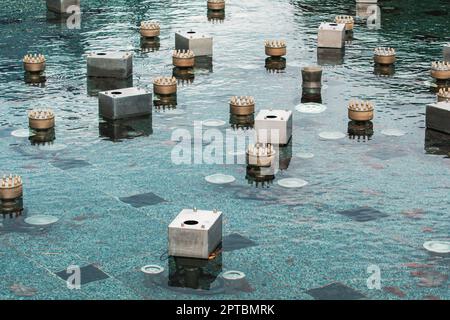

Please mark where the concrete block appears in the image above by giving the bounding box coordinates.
[318,22,345,49]
[356,0,377,3]
[87,52,133,79]
[255,109,293,145]
[426,101,450,135]
[444,44,450,62]
[46,0,80,14]
[175,31,213,57]
[98,87,152,120]
[168,208,222,259]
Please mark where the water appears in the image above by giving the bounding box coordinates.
[0,0,449,300]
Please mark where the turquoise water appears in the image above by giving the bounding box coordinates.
[0,0,449,300]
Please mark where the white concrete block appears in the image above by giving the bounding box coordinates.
[318,23,345,49]
[87,52,133,79]
[168,208,222,259]
[426,101,450,135]
[255,109,293,145]
[175,31,213,57]
[98,87,152,120]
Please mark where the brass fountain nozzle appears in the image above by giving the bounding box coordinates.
[264,40,287,57]
[0,174,23,201]
[153,76,177,95]
[437,87,450,102]
[373,47,396,65]
[229,96,255,116]
[348,100,374,122]
[23,54,46,73]
[207,0,225,11]
[246,143,276,167]
[335,15,354,31]
[28,109,55,130]
[140,20,160,38]
[431,61,450,80]
[172,49,195,68]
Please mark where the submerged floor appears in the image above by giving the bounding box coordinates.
[0,0,449,299]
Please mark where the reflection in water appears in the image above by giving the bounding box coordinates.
[374,64,395,77]
[87,77,133,97]
[99,116,153,142]
[265,57,286,72]
[431,80,450,94]
[317,48,345,66]
[154,95,177,111]
[278,142,292,170]
[246,166,275,188]
[141,37,160,52]
[347,121,374,141]
[172,67,195,85]
[207,9,225,23]
[168,254,222,290]
[194,56,213,72]
[229,114,254,130]
[344,30,354,43]
[425,129,450,156]
[1,197,24,218]
[28,128,55,145]
[301,91,322,103]
[24,72,46,86]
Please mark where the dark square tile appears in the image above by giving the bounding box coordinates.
[119,192,166,208]
[51,159,91,170]
[306,282,366,300]
[337,207,388,222]
[55,264,109,285]
[223,233,257,252]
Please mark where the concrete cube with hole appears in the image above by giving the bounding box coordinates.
[98,87,152,120]
[175,31,213,57]
[317,22,345,49]
[255,109,293,145]
[168,208,222,259]
[87,51,133,79]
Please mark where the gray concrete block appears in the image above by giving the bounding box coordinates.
[444,44,450,62]
[255,109,293,145]
[168,208,222,259]
[98,87,152,120]
[426,101,450,135]
[87,52,133,79]
[175,31,213,57]
[46,0,80,14]
[318,23,345,49]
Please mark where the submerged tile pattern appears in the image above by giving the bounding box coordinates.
[51,159,92,170]
[337,207,389,222]
[306,283,366,300]
[223,233,258,252]
[55,264,109,285]
[119,192,166,208]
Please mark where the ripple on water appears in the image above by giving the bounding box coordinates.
[296,103,327,114]
[202,120,226,127]
[205,174,236,184]
[11,129,34,138]
[381,129,406,137]
[319,131,346,140]
[277,178,309,188]
[24,215,59,226]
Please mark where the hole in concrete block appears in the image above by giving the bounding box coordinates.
[266,115,277,119]
[96,53,107,55]
[187,31,196,34]
[111,91,122,95]
[329,23,338,26]
[184,220,199,225]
